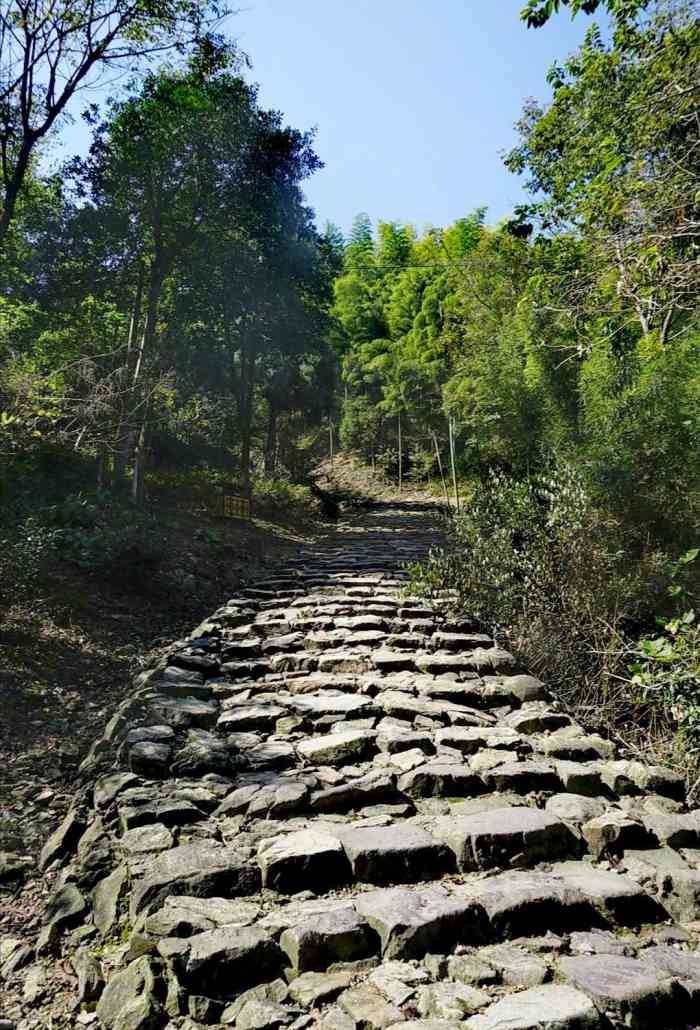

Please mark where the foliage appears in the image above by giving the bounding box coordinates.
[410,462,622,633]
[629,550,700,746]
[0,1,229,242]
[520,0,650,29]
[1,51,338,502]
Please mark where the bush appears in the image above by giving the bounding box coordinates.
[1,491,168,596]
[628,550,700,752]
[409,460,687,763]
[411,462,633,634]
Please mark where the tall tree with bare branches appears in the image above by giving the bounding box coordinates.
[0,0,226,244]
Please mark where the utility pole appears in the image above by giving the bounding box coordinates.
[432,431,449,506]
[448,416,460,513]
[398,411,403,495]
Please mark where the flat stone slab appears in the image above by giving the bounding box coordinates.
[470,872,596,939]
[466,984,602,1030]
[145,896,261,937]
[337,824,453,884]
[290,694,378,720]
[483,761,561,795]
[258,830,350,894]
[437,727,527,756]
[559,953,680,1029]
[218,704,287,731]
[434,807,579,872]
[550,862,665,925]
[131,843,260,917]
[398,763,485,799]
[280,908,378,973]
[159,924,284,997]
[310,771,399,813]
[354,886,487,960]
[297,729,378,766]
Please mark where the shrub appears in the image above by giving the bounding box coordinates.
[409,460,683,760]
[628,550,700,752]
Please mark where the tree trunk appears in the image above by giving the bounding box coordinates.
[448,416,460,513]
[114,265,145,492]
[0,140,33,248]
[131,406,150,505]
[239,334,255,490]
[264,405,278,477]
[128,251,166,502]
[432,431,449,506]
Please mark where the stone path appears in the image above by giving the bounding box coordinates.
[8,504,700,1030]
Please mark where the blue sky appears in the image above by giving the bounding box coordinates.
[56,1,601,237]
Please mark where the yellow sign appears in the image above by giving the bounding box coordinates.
[222,494,252,519]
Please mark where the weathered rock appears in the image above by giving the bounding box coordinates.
[258,830,350,893]
[433,807,579,872]
[310,771,398,813]
[623,846,700,922]
[36,883,87,953]
[280,907,378,973]
[120,823,174,856]
[338,824,452,884]
[94,772,140,810]
[131,843,260,916]
[417,983,491,1019]
[297,730,377,767]
[145,896,261,938]
[471,871,596,939]
[218,705,288,732]
[338,985,404,1029]
[398,763,484,799]
[482,761,561,795]
[288,971,355,1007]
[466,984,602,1030]
[545,795,606,825]
[151,695,219,730]
[220,978,290,1023]
[354,887,487,960]
[159,925,284,997]
[436,727,526,756]
[501,675,548,704]
[119,796,205,831]
[581,811,653,858]
[479,943,548,986]
[369,960,430,1004]
[93,863,128,935]
[38,807,86,871]
[96,956,164,1030]
[72,948,105,1003]
[550,861,665,925]
[445,954,499,986]
[236,998,296,1029]
[559,953,681,1029]
[129,741,172,778]
[640,944,700,999]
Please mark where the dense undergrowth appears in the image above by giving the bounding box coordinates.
[410,463,700,786]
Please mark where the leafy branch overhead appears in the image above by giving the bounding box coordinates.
[0,0,230,244]
[520,0,649,28]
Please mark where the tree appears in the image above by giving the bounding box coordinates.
[0,0,227,245]
[520,0,649,28]
[506,8,700,345]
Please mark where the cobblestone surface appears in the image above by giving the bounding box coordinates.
[4,503,700,1030]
